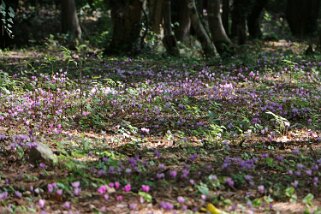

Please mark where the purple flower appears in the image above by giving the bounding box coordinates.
[47,183,56,193]
[305,169,312,176]
[73,187,81,196]
[141,185,150,193]
[0,192,8,201]
[160,201,174,210]
[129,203,137,210]
[38,199,46,209]
[313,177,319,186]
[104,194,109,201]
[169,170,177,178]
[116,195,123,201]
[71,181,80,188]
[156,173,165,179]
[114,181,120,189]
[177,196,185,203]
[181,168,190,178]
[63,201,71,209]
[154,150,161,158]
[39,163,47,169]
[225,177,234,188]
[56,189,63,196]
[15,191,22,198]
[123,184,131,192]
[189,154,198,161]
[141,128,150,134]
[97,185,108,195]
[292,180,299,188]
[257,185,265,194]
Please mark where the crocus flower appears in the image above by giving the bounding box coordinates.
[15,191,22,198]
[141,185,150,192]
[97,185,108,195]
[225,177,234,188]
[258,185,265,194]
[0,192,8,201]
[123,184,131,192]
[116,195,123,201]
[38,199,46,209]
[63,201,71,209]
[160,201,174,210]
[177,196,185,203]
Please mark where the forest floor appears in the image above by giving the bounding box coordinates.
[0,41,321,213]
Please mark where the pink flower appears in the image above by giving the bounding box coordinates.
[141,128,150,134]
[114,181,120,189]
[169,170,177,178]
[56,189,63,196]
[104,194,109,201]
[177,196,185,203]
[258,185,265,194]
[123,184,131,192]
[97,185,108,195]
[63,201,71,209]
[141,185,150,192]
[72,181,80,188]
[82,111,90,116]
[116,195,123,201]
[38,199,46,209]
[0,191,8,201]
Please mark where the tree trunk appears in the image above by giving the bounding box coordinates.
[231,0,248,44]
[208,0,232,55]
[222,0,230,36]
[163,0,180,56]
[149,0,164,33]
[187,0,216,57]
[106,0,143,55]
[247,0,267,39]
[61,0,82,40]
[286,0,320,38]
[172,0,191,41]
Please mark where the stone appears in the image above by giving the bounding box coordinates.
[28,143,58,166]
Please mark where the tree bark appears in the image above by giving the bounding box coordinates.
[187,0,216,57]
[162,0,180,56]
[286,0,320,38]
[231,0,248,44]
[222,0,230,36]
[149,0,164,33]
[208,0,232,55]
[247,0,267,39]
[106,0,143,55]
[172,0,191,41]
[61,0,82,40]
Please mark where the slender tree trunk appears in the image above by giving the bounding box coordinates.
[208,0,232,55]
[286,0,320,38]
[106,0,143,54]
[163,0,180,56]
[247,0,267,39]
[172,0,191,41]
[187,0,216,57]
[61,0,82,40]
[231,0,248,44]
[149,0,164,33]
[222,0,230,36]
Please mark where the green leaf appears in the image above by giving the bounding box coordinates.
[197,182,209,195]
[302,193,314,206]
[138,192,152,203]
